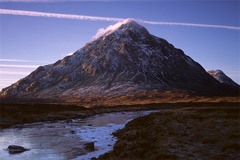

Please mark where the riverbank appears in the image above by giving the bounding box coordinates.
[0,102,239,128]
[97,103,240,160]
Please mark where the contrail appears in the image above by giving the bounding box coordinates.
[0,9,124,22]
[0,0,154,2]
[0,9,239,30]
[0,0,120,2]
[0,0,68,2]
[139,20,240,30]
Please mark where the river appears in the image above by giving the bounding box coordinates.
[0,110,160,160]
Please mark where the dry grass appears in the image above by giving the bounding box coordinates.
[76,91,240,107]
[98,104,240,160]
[2,91,238,107]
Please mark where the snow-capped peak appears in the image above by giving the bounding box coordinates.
[93,19,146,40]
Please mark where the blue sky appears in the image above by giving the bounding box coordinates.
[0,0,239,90]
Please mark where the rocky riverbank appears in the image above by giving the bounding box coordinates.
[97,103,240,160]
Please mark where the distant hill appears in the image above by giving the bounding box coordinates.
[207,70,239,87]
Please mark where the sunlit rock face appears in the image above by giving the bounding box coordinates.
[0,20,237,103]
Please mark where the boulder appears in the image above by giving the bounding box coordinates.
[7,145,29,154]
[84,142,94,151]
[70,130,76,134]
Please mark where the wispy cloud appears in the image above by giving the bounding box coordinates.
[0,78,19,81]
[67,52,74,56]
[0,78,20,90]
[94,20,126,39]
[0,79,18,84]
[0,9,239,30]
[0,58,49,63]
[0,64,39,68]
[0,71,30,75]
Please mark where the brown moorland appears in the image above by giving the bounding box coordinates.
[97,103,240,160]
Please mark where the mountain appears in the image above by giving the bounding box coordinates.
[207,70,239,87]
[0,19,238,105]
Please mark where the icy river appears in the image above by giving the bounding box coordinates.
[0,110,160,160]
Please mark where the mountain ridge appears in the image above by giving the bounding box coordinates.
[207,70,239,87]
[0,19,239,105]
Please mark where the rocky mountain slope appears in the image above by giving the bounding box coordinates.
[207,70,239,87]
[0,19,238,105]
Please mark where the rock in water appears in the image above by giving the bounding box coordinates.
[70,130,76,134]
[84,142,95,151]
[7,145,30,154]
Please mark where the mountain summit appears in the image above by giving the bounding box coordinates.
[0,20,238,105]
[94,19,148,40]
[207,70,239,87]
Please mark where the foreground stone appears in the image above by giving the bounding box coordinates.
[84,142,95,151]
[7,145,30,154]
[70,130,76,134]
